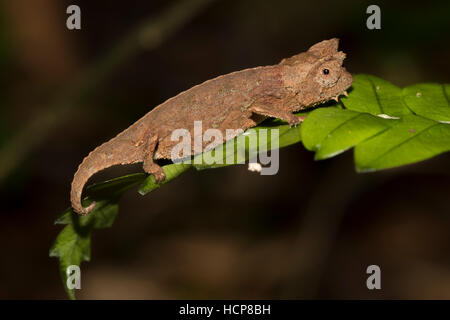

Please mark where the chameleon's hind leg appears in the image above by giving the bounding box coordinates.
[143,133,166,182]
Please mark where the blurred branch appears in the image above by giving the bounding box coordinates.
[0,0,218,184]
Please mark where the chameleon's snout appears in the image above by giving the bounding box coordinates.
[341,68,353,89]
[328,67,353,101]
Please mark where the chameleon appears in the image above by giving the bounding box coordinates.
[71,38,353,215]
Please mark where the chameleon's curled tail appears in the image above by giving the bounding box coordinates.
[70,156,99,215]
[70,148,111,215]
[70,137,141,215]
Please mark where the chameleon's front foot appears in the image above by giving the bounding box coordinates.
[287,114,306,127]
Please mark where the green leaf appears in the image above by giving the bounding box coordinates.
[50,200,120,299]
[301,107,395,160]
[355,114,450,171]
[341,74,411,117]
[303,75,450,171]
[403,83,450,122]
[54,208,74,225]
[49,224,91,300]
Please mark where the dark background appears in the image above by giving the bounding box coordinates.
[0,0,449,299]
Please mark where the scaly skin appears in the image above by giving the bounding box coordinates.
[71,38,353,215]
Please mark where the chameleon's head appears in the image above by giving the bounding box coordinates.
[281,38,353,109]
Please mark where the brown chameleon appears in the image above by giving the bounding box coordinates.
[71,38,353,215]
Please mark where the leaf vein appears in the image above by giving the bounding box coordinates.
[326,113,364,137]
[367,122,440,165]
[442,84,450,107]
[368,77,384,114]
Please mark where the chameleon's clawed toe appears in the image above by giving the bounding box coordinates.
[153,169,166,183]
[288,115,305,127]
[143,160,166,183]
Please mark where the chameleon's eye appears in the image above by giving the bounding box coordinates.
[315,62,341,87]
